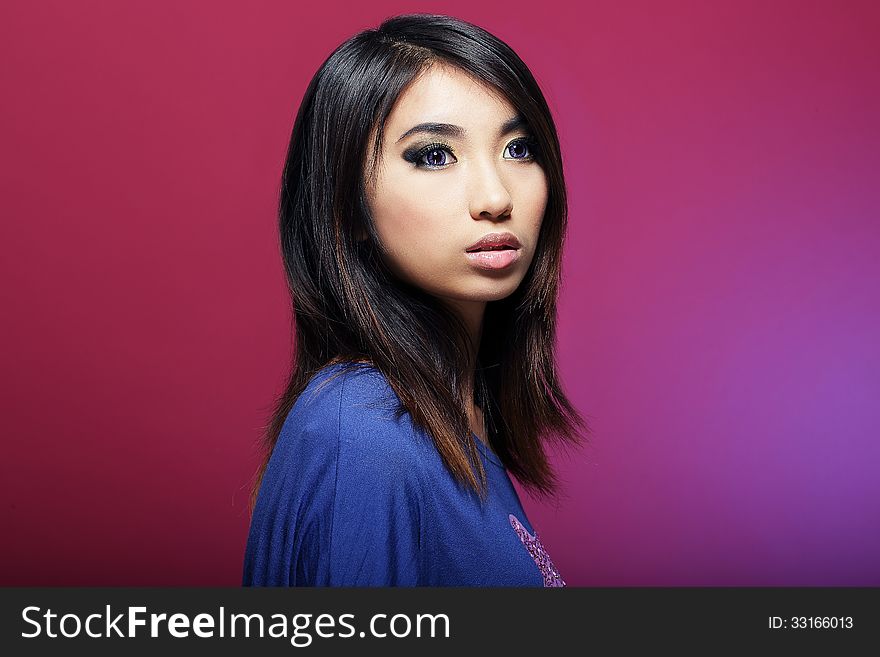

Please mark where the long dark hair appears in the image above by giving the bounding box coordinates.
[250,13,590,510]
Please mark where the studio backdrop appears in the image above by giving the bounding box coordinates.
[1,0,878,585]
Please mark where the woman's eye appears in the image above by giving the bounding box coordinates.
[406,143,457,169]
[421,147,454,167]
[505,138,537,160]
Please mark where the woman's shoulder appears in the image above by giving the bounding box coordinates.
[277,361,432,469]
[246,362,429,586]
[292,361,391,420]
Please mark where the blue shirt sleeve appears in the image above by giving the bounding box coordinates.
[324,422,424,586]
[243,366,426,586]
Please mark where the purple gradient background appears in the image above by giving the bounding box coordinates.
[1,0,877,585]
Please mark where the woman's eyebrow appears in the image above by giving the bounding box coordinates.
[499,114,527,136]
[396,114,527,143]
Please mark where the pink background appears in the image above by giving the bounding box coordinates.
[2,0,878,585]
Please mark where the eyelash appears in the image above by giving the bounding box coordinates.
[404,136,540,169]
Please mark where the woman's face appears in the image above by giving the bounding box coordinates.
[364,63,548,319]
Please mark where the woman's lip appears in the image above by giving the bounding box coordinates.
[466,232,522,251]
[464,248,522,270]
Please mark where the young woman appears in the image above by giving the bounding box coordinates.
[243,13,589,587]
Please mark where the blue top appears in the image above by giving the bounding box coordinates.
[242,362,565,587]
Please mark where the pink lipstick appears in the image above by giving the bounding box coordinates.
[464,232,522,271]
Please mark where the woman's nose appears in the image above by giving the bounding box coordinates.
[468,160,514,220]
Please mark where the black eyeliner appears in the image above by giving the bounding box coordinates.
[507,135,540,160]
[401,136,540,167]
[402,141,455,165]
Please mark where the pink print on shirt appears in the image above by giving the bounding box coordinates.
[508,514,566,587]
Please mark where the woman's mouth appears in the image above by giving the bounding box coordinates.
[464,246,522,270]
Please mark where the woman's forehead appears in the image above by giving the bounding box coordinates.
[384,64,516,138]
